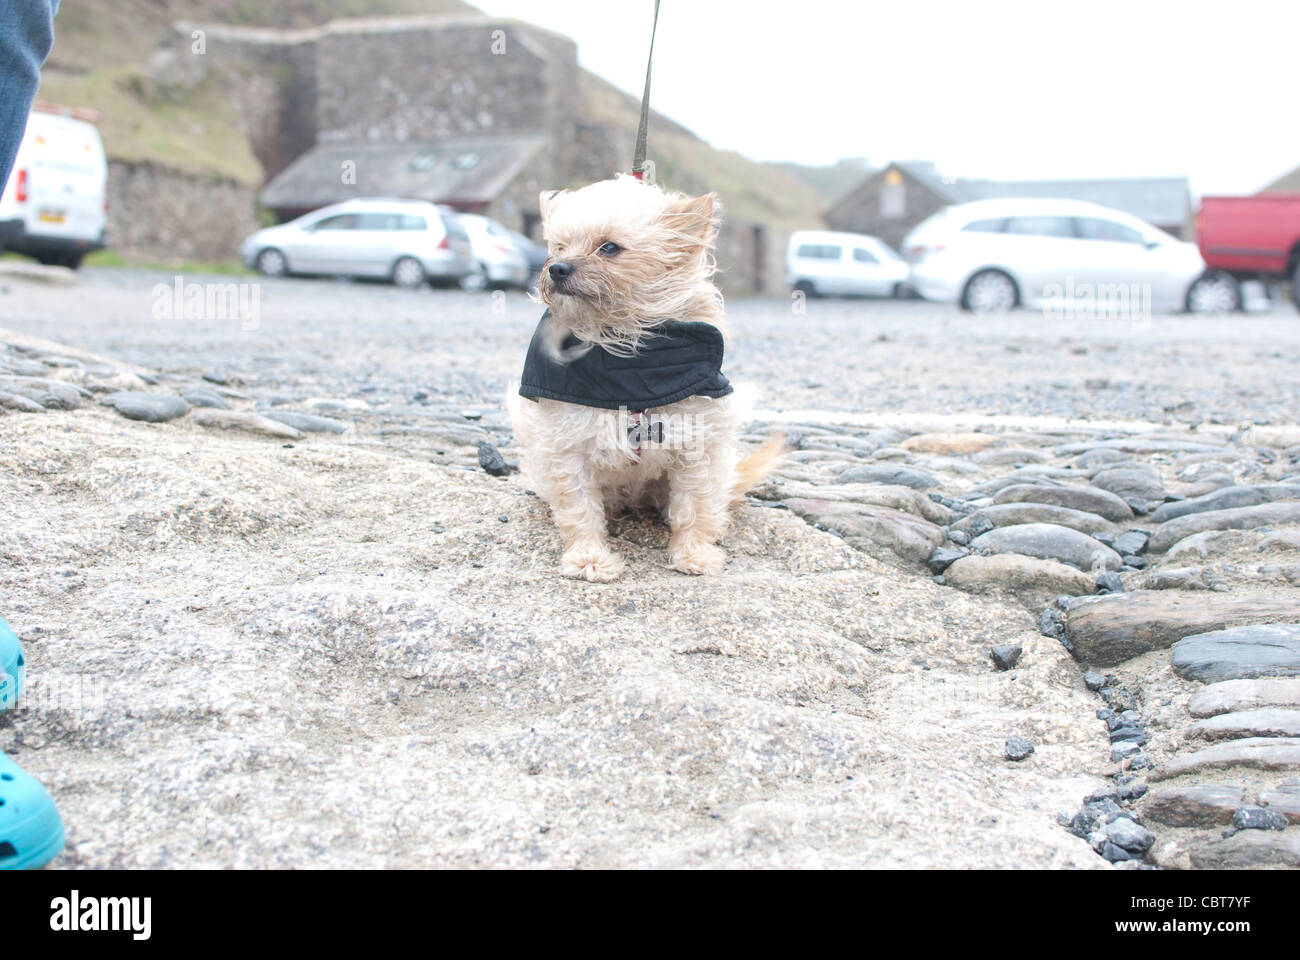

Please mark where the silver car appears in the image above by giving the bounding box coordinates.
[241,198,475,289]
[457,213,531,291]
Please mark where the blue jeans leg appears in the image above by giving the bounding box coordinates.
[0,0,61,190]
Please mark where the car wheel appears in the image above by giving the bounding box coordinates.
[256,248,288,277]
[392,256,427,290]
[460,260,488,292]
[793,279,817,298]
[961,269,1018,313]
[62,252,84,270]
[1186,271,1240,314]
[1292,262,1300,311]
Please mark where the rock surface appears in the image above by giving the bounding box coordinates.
[1150,502,1300,553]
[1143,785,1244,826]
[835,464,941,490]
[991,484,1134,523]
[100,391,190,423]
[1187,678,1300,717]
[1149,737,1300,781]
[1150,484,1300,524]
[1259,786,1300,824]
[1092,467,1165,505]
[1187,708,1300,741]
[261,410,350,434]
[1,406,1107,869]
[1189,830,1300,868]
[1057,592,1300,667]
[900,432,998,455]
[1171,623,1300,683]
[783,499,944,565]
[969,523,1122,572]
[189,408,304,440]
[954,503,1115,536]
[944,554,1096,602]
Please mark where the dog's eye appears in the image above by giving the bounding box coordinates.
[597,241,622,257]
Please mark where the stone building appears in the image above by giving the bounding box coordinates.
[827,161,1195,251]
[181,16,585,239]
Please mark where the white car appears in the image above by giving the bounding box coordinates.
[241,198,475,289]
[904,199,1206,314]
[0,108,107,269]
[457,213,530,291]
[786,230,909,298]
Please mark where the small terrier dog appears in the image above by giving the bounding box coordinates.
[507,175,782,582]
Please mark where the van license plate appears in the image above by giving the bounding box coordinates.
[38,209,66,224]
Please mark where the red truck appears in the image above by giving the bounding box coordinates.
[1189,194,1300,311]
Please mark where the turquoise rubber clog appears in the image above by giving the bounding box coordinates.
[0,752,65,869]
[0,616,65,869]
[0,616,24,712]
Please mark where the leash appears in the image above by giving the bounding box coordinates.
[608,1,665,454]
[631,0,660,181]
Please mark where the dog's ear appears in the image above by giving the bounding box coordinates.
[662,192,719,251]
[538,189,563,221]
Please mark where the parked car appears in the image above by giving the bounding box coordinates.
[506,228,548,278]
[904,198,1206,314]
[786,230,909,297]
[241,198,474,289]
[456,213,531,291]
[1188,194,1300,312]
[0,106,107,269]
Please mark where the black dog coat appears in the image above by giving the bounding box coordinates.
[518,311,733,410]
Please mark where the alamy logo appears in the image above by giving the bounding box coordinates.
[50,890,152,941]
[595,407,707,451]
[1042,276,1151,324]
[152,275,261,331]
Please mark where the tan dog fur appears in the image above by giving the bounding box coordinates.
[507,175,782,581]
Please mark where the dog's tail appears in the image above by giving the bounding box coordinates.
[731,433,789,502]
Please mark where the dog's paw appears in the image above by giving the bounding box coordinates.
[560,543,626,582]
[669,540,726,576]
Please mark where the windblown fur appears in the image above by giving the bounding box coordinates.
[507,174,783,581]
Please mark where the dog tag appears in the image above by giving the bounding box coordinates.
[628,419,665,446]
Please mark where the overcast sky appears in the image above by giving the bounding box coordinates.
[475,0,1295,197]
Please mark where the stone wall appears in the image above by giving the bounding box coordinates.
[107,160,259,264]
[714,216,789,298]
[163,23,319,184]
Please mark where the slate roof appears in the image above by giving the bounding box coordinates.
[260,135,547,211]
[877,162,1192,227]
[946,176,1192,226]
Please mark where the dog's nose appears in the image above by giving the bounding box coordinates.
[548,261,574,281]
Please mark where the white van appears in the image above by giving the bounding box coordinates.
[0,107,108,269]
[786,230,909,298]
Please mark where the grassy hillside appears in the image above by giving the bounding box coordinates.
[39,0,826,229]
[38,0,481,184]
[764,159,873,206]
[577,73,826,231]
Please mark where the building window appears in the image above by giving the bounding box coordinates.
[881,168,905,219]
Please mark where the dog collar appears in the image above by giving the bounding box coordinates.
[518,310,733,410]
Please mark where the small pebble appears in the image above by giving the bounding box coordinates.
[1005,737,1035,761]
[990,644,1022,671]
[1094,572,1124,595]
[1233,806,1287,831]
